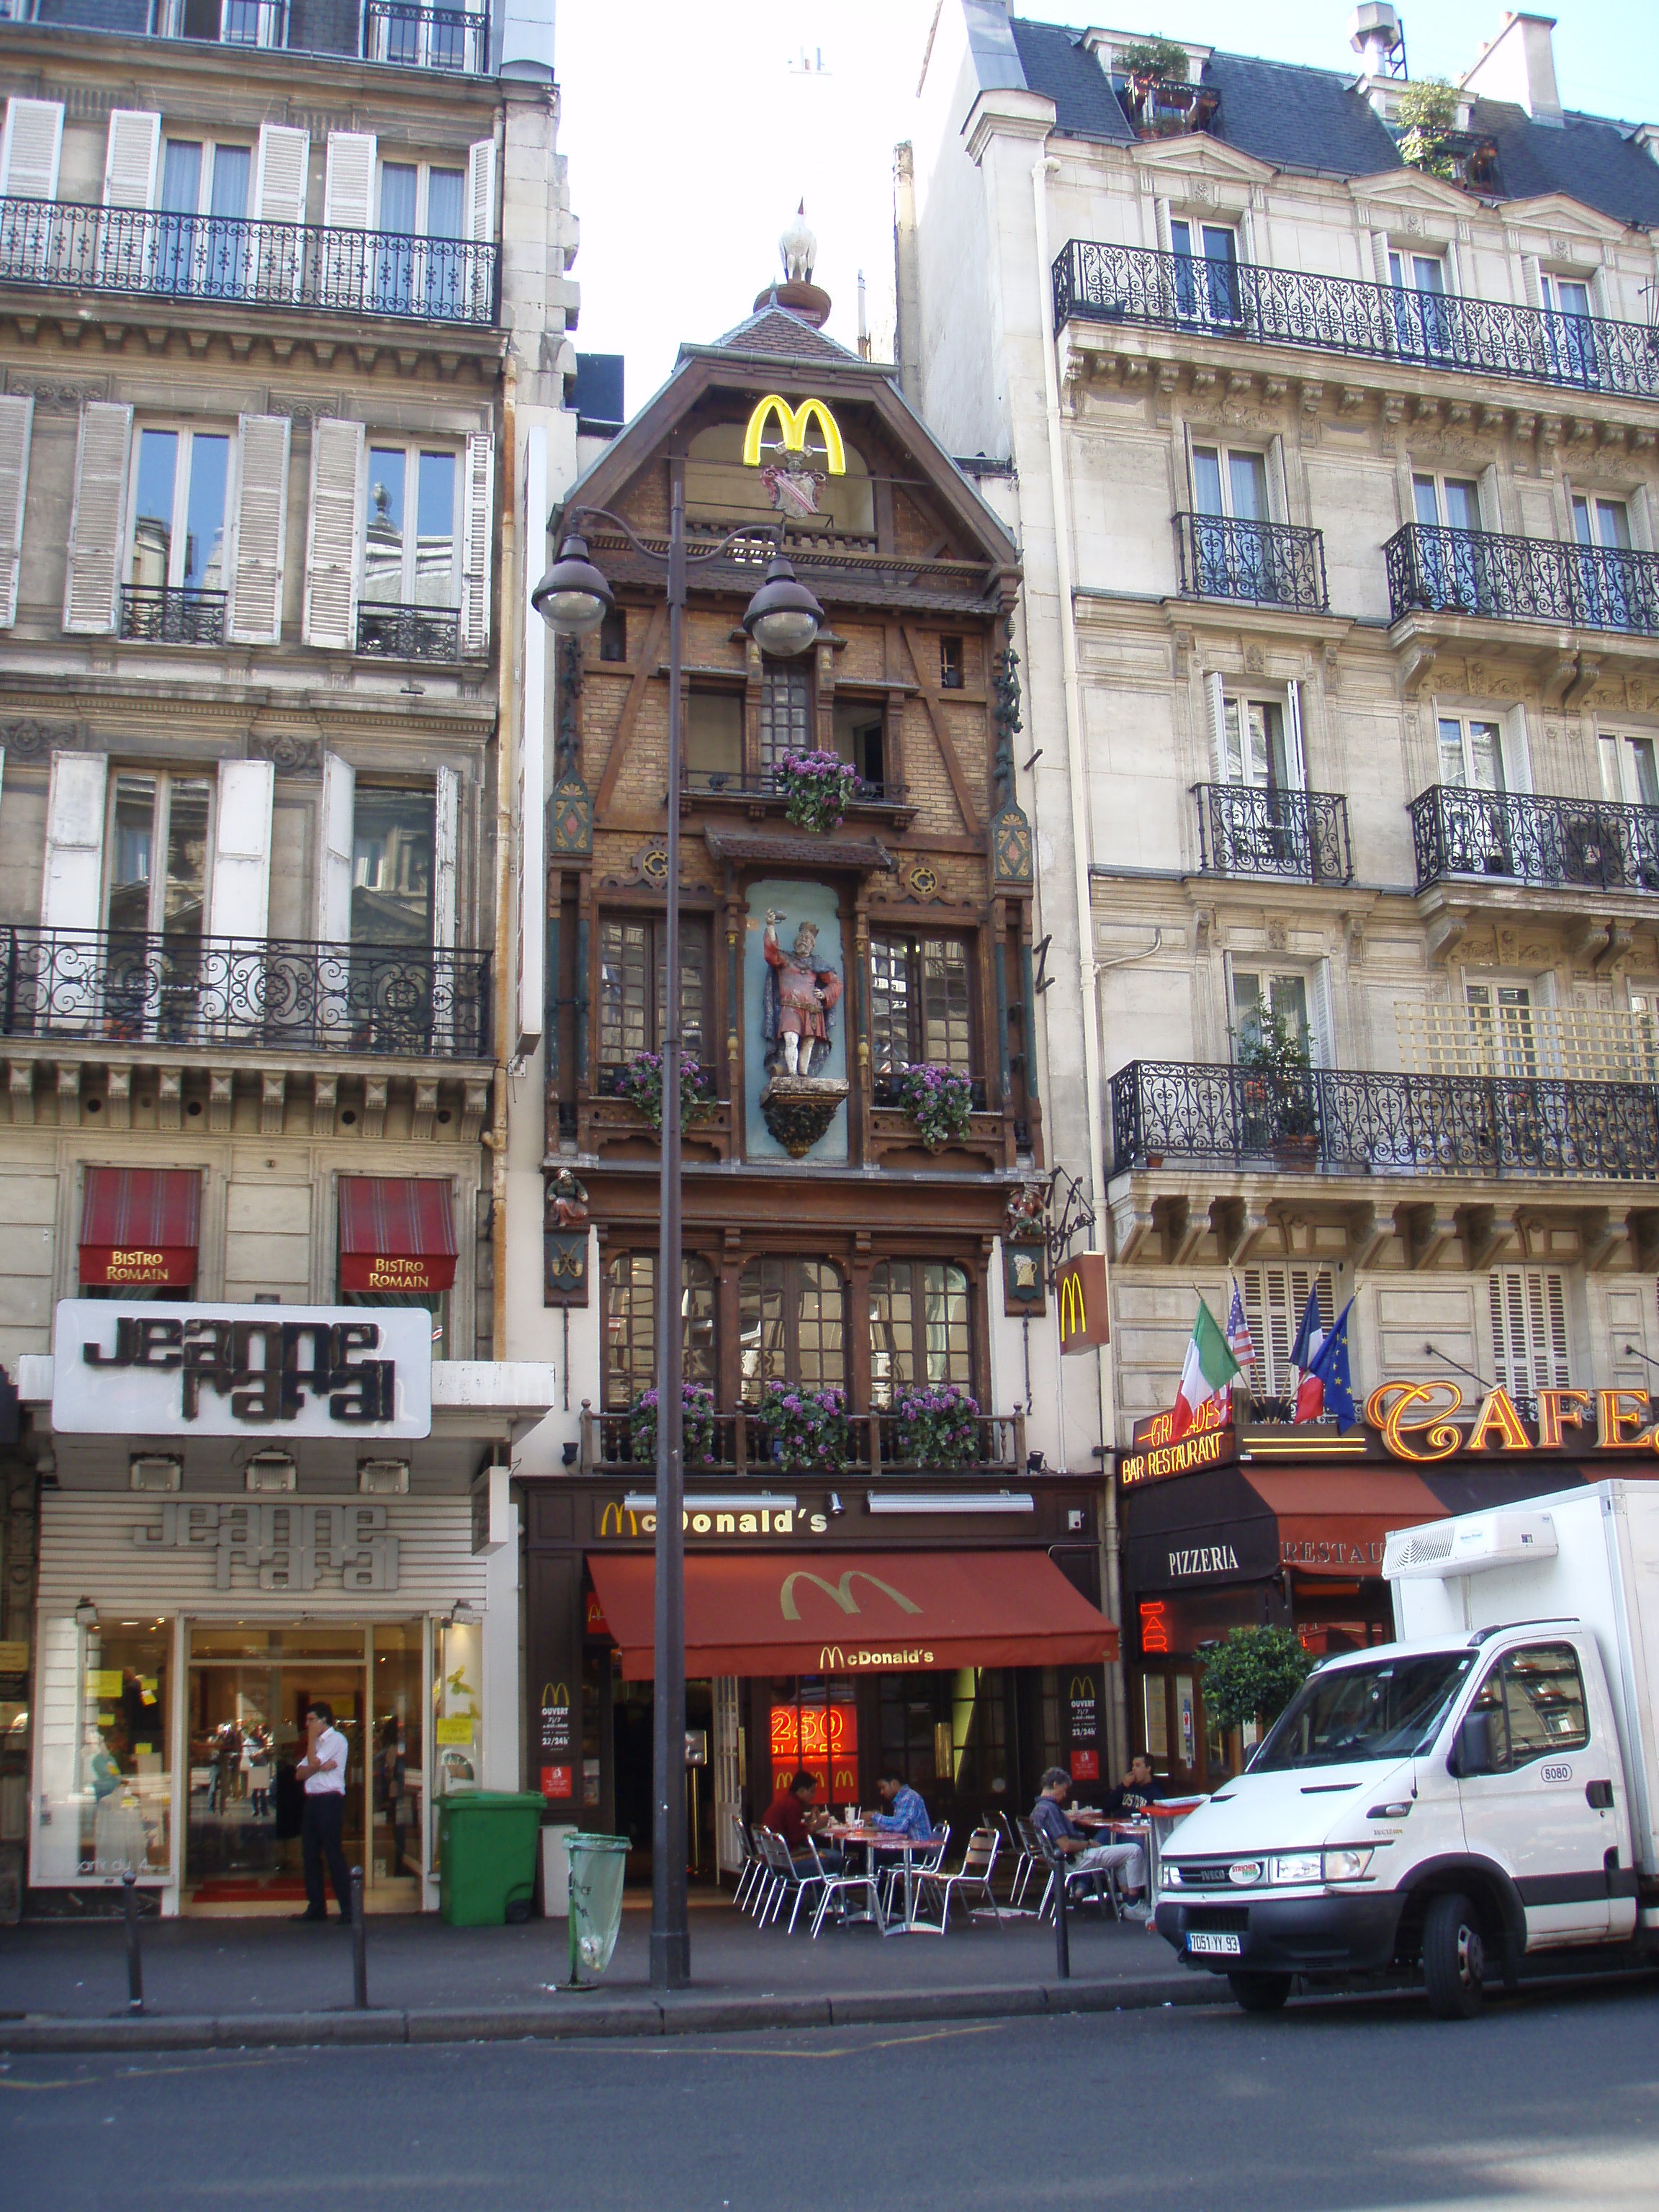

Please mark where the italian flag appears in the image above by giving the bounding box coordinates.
[1169,1297,1242,1441]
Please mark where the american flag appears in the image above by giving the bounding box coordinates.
[1226,1278,1256,1367]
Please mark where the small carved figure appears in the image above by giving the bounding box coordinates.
[548,1166,589,1228]
[762,910,843,1079]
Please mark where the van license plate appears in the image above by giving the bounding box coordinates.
[1187,1931,1241,1957]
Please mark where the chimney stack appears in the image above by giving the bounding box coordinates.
[1461,12,1564,126]
[1348,2,1403,77]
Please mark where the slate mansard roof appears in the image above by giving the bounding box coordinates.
[1007,17,1659,229]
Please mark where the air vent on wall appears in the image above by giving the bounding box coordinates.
[130,1455,181,1493]
[245,1452,297,1493]
[359,1460,410,1496]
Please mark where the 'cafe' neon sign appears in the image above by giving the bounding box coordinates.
[1367,1380,1659,1462]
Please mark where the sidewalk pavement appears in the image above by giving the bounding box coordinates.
[0,1896,1210,2052]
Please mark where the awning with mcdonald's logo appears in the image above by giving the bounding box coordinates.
[585,1550,1118,1680]
[80,1167,200,1287]
[338,1177,457,1295]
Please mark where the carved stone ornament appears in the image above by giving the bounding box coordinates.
[758,1074,850,1159]
[549,775,593,858]
[4,371,109,408]
[544,1230,590,1308]
[1,717,79,757]
[248,732,320,774]
[264,394,342,424]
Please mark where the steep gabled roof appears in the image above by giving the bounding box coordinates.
[1468,99,1659,230]
[1200,51,1400,179]
[1008,17,1131,143]
[697,302,860,367]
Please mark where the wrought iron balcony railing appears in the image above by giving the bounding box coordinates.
[361,1,490,70]
[1385,523,1659,634]
[356,603,461,661]
[1175,511,1328,612]
[681,768,909,806]
[582,1405,1024,1476]
[1052,238,1659,403]
[0,198,498,325]
[119,585,226,646]
[1194,783,1353,884]
[1,0,492,72]
[1411,783,1659,895]
[1110,1058,1659,1182]
[0,927,490,1060]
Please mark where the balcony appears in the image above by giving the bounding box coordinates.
[1193,783,1353,885]
[1174,512,1328,613]
[0,928,491,1060]
[1110,1058,1659,1182]
[581,1405,1025,1478]
[0,200,498,326]
[356,603,461,661]
[1411,784,1659,895]
[683,768,912,819]
[1051,239,1659,403]
[1,0,492,73]
[1385,524,1659,635]
[120,585,225,646]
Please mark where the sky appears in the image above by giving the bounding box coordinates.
[553,2,1659,413]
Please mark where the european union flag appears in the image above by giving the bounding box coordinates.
[1305,1296,1357,1431]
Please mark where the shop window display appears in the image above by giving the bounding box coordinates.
[35,1614,173,1883]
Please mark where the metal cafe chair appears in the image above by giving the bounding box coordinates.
[909,1824,1004,1935]
[732,1818,766,1914]
[747,1825,787,1923]
[877,1822,950,1926]
[810,1834,886,1938]
[1004,1814,1043,1910]
[760,1828,826,1933]
[1033,1827,1125,1924]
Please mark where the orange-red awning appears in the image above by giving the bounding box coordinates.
[587,1549,1119,1680]
[338,1177,457,1294]
[80,1166,200,1287]
[1244,1467,1447,1577]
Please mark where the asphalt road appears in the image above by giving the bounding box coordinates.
[4,1977,1658,2211]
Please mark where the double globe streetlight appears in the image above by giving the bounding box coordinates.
[534,497,824,1990]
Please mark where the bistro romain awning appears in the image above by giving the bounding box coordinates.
[79,1167,200,1287]
[338,1177,457,1294]
[586,1549,1119,1680]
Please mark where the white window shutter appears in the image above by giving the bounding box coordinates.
[316,751,355,942]
[1501,703,1534,795]
[323,131,377,230]
[253,122,310,226]
[0,97,64,199]
[0,393,35,629]
[1521,253,1544,310]
[1629,487,1655,555]
[1370,230,1392,288]
[1310,958,1336,1069]
[302,416,364,650]
[40,751,107,930]
[1204,670,1227,782]
[467,139,497,242]
[1490,1268,1570,1394]
[434,765,458,951]
[1265,433,1290,524]
[459,431,493,655]
[207,758,274,940]
[1285,679,1306,787]
[62,400,133,634]
[102,109,161,210]
[227,413,290,644]
[1476,463,1503,534]
[1154,197,1173,258]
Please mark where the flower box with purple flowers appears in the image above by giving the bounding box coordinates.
[891,1384,981,1468]
[616,1051,714,1136]
[892,1061,975,1149]
[757,1384,851,1473]
[629,1383,716,1467]
[778,749,860,835]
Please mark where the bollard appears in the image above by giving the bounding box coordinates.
[122,1870,145,2014]
[350,1867,368,2009]
[1053,1856,1071,1982]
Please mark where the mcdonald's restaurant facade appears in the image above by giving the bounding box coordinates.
[523,1472,1116,1877]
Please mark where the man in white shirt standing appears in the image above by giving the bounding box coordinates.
[295,1701,354,1924]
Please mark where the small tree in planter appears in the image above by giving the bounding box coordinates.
[892,1061,975,1150]
[892,1383,981,1467]
[757,1385,851,1473]
[616,1050,713,1136]
[1200,1626,1314,1748]
[778,750,860,834]
[1118,35,1190,88]
[629,1383,716,1467]
[1397,77,1460,180]
[1236,1004,1316,1159]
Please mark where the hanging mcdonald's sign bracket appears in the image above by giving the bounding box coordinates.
[1056,1254,1110,1355]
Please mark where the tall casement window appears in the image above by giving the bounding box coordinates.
[597,914,710,1065]
[869,932,973,1075]
[868,1261,972,1406]
[352,785,435,946]
[1599,732,1659,809]
[738,1259,845,1403]
[1169,217,1240,324]
[359,442,462,657]
[108,770,212,948]
[757,659,811,774]
[603,1252,716,1410]
[125,424,231,641]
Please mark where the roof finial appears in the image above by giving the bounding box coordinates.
[780,201,817,285]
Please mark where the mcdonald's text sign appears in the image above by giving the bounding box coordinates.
[1056,1254,1110,1354]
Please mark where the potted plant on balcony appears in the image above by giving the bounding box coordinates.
[891,1061,976,1151]
[616,1049,714,1136]
[1397,78,1460,181]
[757,1384,851,1473]
[891,1383,981,1468]
[629,1383,716,1468]
[778,749,860,834]
[1237,1004,1318,1166]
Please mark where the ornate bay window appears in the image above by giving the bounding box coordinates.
[870,932,974,1078]
[596,913,710,1069]
[601,1251,716,1411]
[868,1259,973,1406]
[738,1258,845,1403]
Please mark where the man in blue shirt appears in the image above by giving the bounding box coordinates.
[1031,1767,1147,1912]
[870,1766,933,1840]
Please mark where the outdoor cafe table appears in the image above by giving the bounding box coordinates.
[825,1825,928,1934]
[1071,1799,1208,1892]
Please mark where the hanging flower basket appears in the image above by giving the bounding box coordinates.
[629,1383,716,1467]
[778,749,860,835]
[758,1385,851,1473]
[892,1384,981,1468]
[892,1061,975,1150]
[616,1051,714,1135]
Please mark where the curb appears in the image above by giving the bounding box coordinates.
[0,1974,1213,2054]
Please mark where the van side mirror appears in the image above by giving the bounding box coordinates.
[1451,1710,1497,1778]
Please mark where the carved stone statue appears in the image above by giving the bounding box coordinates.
[762,910,842,1080]
[547,1166,589,1228]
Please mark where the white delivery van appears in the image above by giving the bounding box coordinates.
[1154,1478,1659,2017]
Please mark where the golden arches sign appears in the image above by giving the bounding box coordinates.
[742,394,847,475]
[778,1569,922,1622]
[1056,1253,1110,1354]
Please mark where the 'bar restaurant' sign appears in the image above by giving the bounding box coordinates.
[52,1302,433,1439]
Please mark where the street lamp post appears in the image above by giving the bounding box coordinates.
[535,497,822,1990]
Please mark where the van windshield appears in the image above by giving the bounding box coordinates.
[1251,1652,1474,1771]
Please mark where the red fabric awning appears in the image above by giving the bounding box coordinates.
[338,1177,458,1294]
[79,1167,200,1287]
[587,1549,1119,1681]
[1245,1468,1447,1578]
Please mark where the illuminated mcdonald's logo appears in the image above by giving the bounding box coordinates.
[780,1569,922,1622]
[1056,1253,1109,1354]
[1069,1676,1096,1704]
[598,1501,639,1537]
[541,1682,570,1707]
[742,393,847,475]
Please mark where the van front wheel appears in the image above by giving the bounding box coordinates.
[1422,1892,1485,2019]
[1228,1972,1291,2013]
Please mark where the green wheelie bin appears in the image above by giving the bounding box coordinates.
[437,1791,547,1926]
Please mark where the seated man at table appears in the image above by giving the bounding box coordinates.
[870,1766,935,1841]
[763,1769,844,1874]
[1032,1767,1148,1915]
[1101,1753,1163,1817]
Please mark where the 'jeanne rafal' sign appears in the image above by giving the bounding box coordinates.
[52,1301,432,1439]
